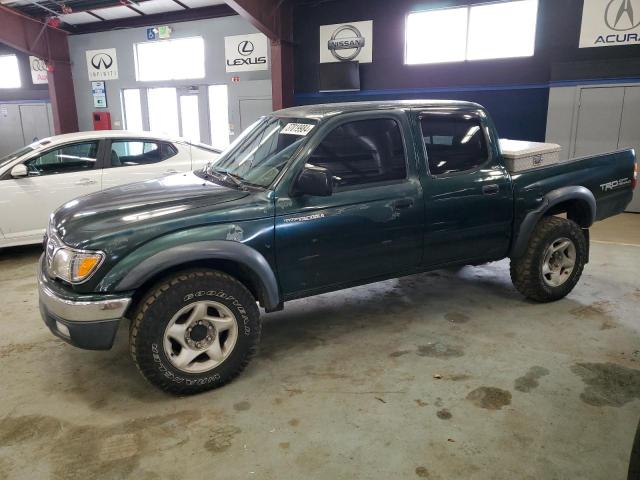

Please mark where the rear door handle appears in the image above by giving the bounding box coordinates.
[164,169,178,174]
[482,184,499,196]
[393,198,414,210]
[75,178,96,186]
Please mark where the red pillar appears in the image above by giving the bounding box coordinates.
[48,60,78,134]
[270,38,294,110]
[0,5,78,134]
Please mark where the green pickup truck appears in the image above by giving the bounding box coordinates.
[38,100,637,394]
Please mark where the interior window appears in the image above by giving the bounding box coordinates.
[420,115,488,175]
[110,140,177,167]
[24,141,99,176]
[308,118,407,189]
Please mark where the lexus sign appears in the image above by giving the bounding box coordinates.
[580,0,640,47]
[85,48,119,80]
[224,33,269,72]
[320,20,373,63]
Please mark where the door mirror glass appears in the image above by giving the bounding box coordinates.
[294,164,333,197]
[10,164,28,178]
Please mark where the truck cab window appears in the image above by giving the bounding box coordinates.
[309,118,407,189]
[420,115,488,175]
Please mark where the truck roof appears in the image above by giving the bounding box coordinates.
[274,100,483,120]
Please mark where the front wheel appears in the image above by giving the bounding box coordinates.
[129,269,261,395]
[510,216,587,303]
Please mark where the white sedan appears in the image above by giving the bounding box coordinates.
[0,131,220,248]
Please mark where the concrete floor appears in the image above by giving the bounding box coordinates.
[0,214,639,480]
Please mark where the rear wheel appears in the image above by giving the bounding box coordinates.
[129,269,261,395]
[510,216,587,303]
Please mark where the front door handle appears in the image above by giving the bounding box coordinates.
[164,169,178,174]
[482,184,499,196]
[392,198,414,210]
[75,178,96,186]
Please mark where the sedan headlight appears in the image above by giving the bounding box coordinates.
[50,247,104,284]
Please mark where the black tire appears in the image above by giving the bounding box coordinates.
[129,269,261,395]
[510,216,587,303]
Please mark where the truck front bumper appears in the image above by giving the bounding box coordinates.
[38,256,132,350]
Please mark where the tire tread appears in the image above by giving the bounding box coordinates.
[129,269,260,395]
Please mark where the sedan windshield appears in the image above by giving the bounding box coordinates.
[206,116,317,188]
[0,145,36,170]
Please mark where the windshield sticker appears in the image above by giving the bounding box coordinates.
[281,123,315,136]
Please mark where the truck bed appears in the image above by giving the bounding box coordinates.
[512,148,635,219]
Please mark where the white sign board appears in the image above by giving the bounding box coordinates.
[580,0,640,48]
[29,56,48,84]
[92,81,107,108]
[320,20,373,63]
[225,33,269,72]
[86,48,119,80]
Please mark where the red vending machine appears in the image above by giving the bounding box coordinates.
[93,112,111,130]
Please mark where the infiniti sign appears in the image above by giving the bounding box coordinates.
[86,48,119,80]
[91,53,113,70]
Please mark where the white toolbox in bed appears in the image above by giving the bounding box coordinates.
[499,139,562,173]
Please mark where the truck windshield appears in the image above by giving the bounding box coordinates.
[206,116,317,188]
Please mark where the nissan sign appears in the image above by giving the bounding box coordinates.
[225,33,269,72]
[580,0,640,47]
[320,20,373,63]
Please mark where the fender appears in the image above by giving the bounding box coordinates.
[115,241,281,311]
[510,186,596,259]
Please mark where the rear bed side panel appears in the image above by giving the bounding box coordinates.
[509,149,636,256]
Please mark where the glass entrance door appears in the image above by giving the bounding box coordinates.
[179,90,201,143]
[147,87,179,137]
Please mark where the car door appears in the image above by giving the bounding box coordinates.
[100,139,191,190]
[274,113,424,297]
[416,109,513,266]
[0,140,103,243]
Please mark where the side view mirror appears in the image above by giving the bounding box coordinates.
[294,164,333,197]
[10,164,28,178]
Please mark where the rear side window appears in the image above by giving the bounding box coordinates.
[24,141,99,176]
[420,115,488,175]
[308,118,407,189]
[110,140,177,167]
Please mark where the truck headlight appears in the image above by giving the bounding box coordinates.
[50,247,104,283]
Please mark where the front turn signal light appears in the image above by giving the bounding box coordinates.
[74,256,101,279]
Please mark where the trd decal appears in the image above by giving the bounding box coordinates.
[600,177,631,191]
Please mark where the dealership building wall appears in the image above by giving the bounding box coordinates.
[292,0,640,142]
[68,15,271,139]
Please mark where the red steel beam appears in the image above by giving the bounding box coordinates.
[0,5,78,134]
[225,0,294,109]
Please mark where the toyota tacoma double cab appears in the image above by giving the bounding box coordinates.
[38,100,637,394]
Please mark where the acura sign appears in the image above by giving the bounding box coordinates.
[580,0,640,47]
[320,20,373,63]
[85,48,119,80]
[225,33,268,72]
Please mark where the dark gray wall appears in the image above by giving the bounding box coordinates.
[293,0,640,141]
